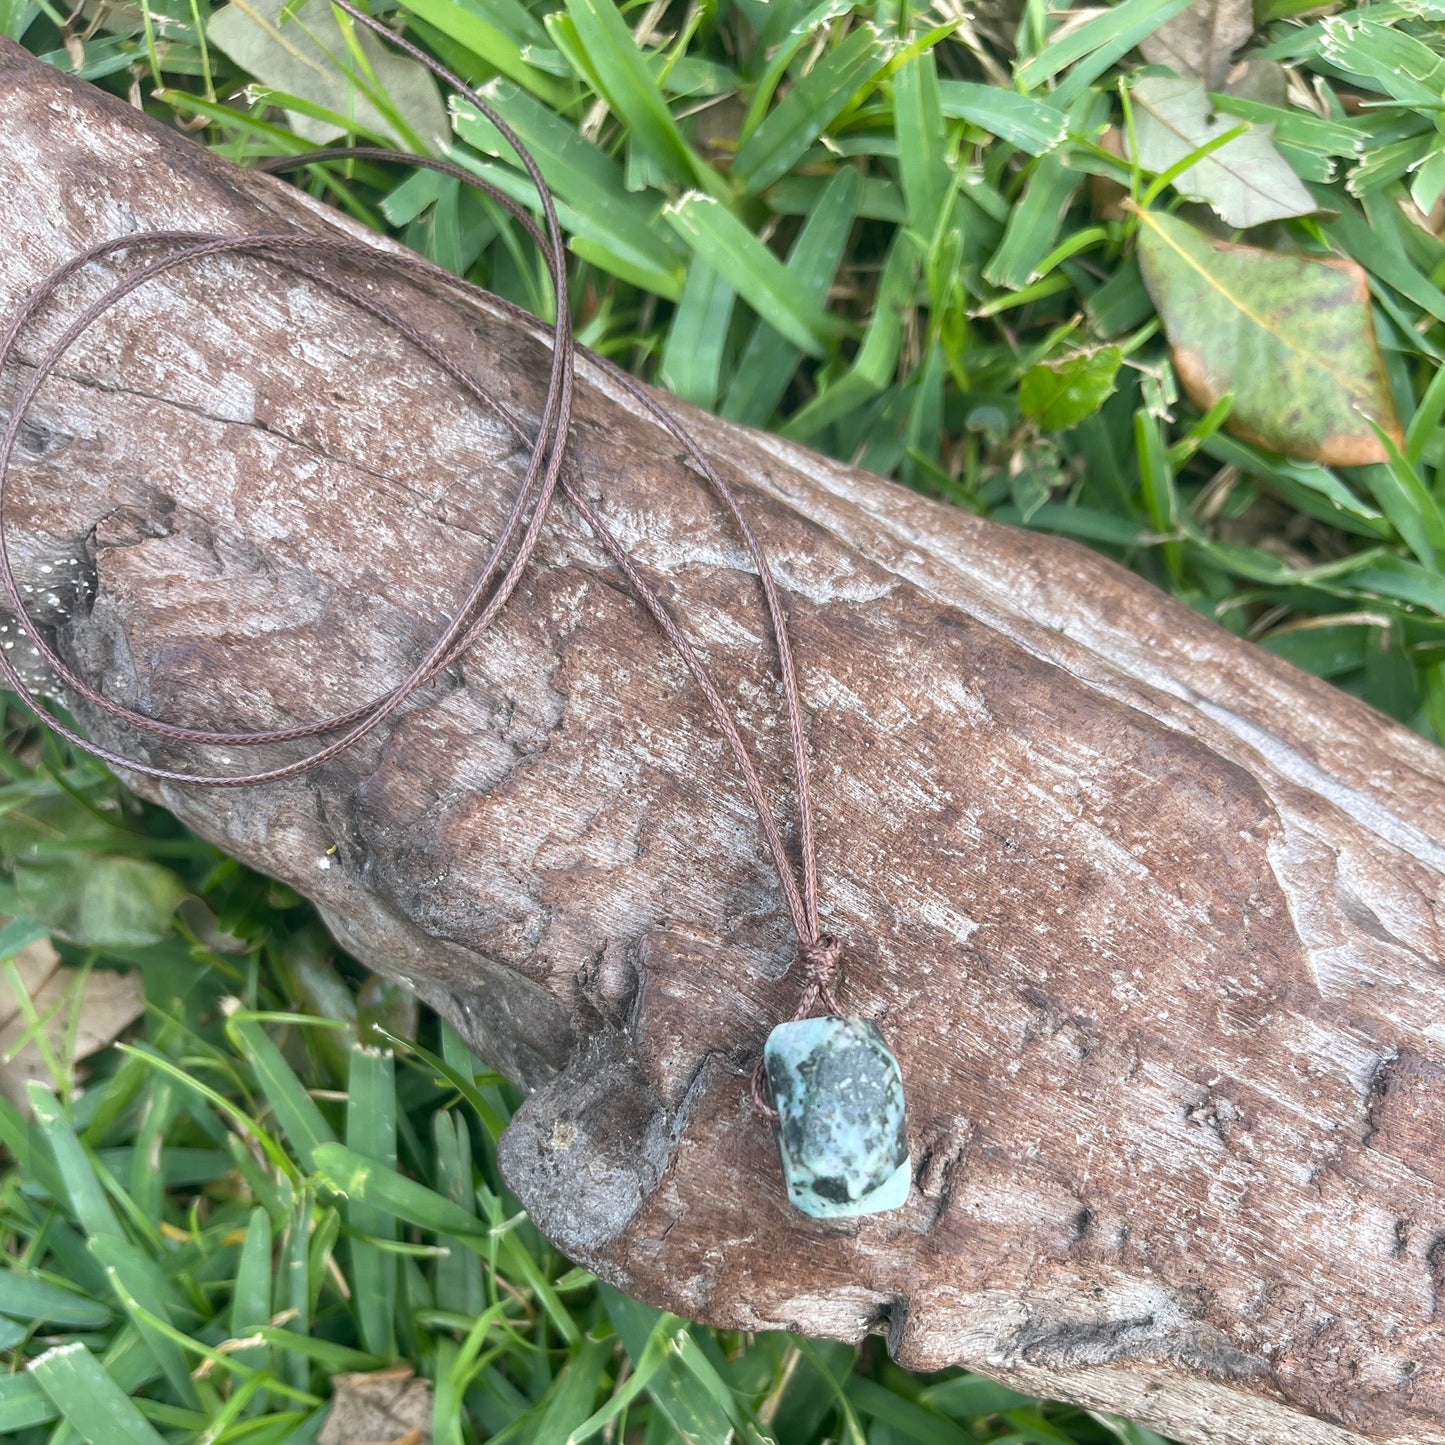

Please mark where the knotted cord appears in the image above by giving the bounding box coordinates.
[0,2,846,1107]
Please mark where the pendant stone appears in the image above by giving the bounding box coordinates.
[763,1014,910,1218]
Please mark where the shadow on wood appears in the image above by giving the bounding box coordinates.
[3,38,1445,1445]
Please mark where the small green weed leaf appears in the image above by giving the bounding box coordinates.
[1021,346,1124,430]
[1138,0,1253,87]
[14,854,184,947]
[1128,74,1314,227]
[1135,208,1403,465]
[207,0,447,147]
[1008,443,1069,524]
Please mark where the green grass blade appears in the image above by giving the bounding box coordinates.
[1359,438,1445,571]
[432,1109,485,1317]
[724,164,860,427]
[345,1044,398,1359]
[26,1081,126,1242]
[277,1190,313,1393]
[89,1235,203,1408]
[230,1206,274,1383]
[564,1315,681,1445]
[27,1342,169,1445]
[894,47,951,242]
[1135,409,1185,582]
[253,1327,382,1372]
[487,1333,613,1445]
[983,152,1079,290]
[374,1023,508,1139]
[739,0,852,141]
[0,1266,113,1328]
[1015,0,1195,99]
[125,1077,176,1223]
[846,1375,975,1445]
[0,1373,56,1433]
[226,1013,337,1171]
[398,0,571,106]
[784,231,919,439]
[444,145,684,299]
[450,80,684,274]
[314,1139,485,1237]
[658,260,736,408]
[937,81,1067,155]
[1405,351,1445,464]
[664,193,840,357]
[732,23,885,194]
[1348,555,1445,614]
[557,0,722,195]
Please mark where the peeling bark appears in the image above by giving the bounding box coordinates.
[3,40,1445,1445]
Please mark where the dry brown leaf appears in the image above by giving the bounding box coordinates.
[0,938,144,1108]
[319,1367,433,1445]
[1139,0,1254,89]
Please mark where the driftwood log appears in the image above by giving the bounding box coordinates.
[4,39,1445,1445]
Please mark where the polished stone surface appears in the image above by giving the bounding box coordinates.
[764,1014,910,1218]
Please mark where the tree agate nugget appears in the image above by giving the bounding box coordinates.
[763,1015,910,1218]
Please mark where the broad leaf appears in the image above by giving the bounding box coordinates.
[1128,74,1314,228]
[14,855,186,947]
[1139,0,1253,87]
[1020,346,1124,430]
[1135,209,1403,466]
[208,0,448,147]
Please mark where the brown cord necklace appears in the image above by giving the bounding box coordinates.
[0,4,909,1218]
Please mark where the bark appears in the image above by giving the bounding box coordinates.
[4,38,1445,1445]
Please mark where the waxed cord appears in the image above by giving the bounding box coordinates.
[0,2,841,1113]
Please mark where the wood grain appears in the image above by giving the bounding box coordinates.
[3,39,1445,1444]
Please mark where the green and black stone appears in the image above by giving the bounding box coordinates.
[763,1014,910,1218]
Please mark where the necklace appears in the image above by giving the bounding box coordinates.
[0,4,909,1218]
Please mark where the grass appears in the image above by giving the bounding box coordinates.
[2,0,1444,1440]
[0,714,1171,1444]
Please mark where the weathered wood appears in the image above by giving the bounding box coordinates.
[4,40,1445,1445]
